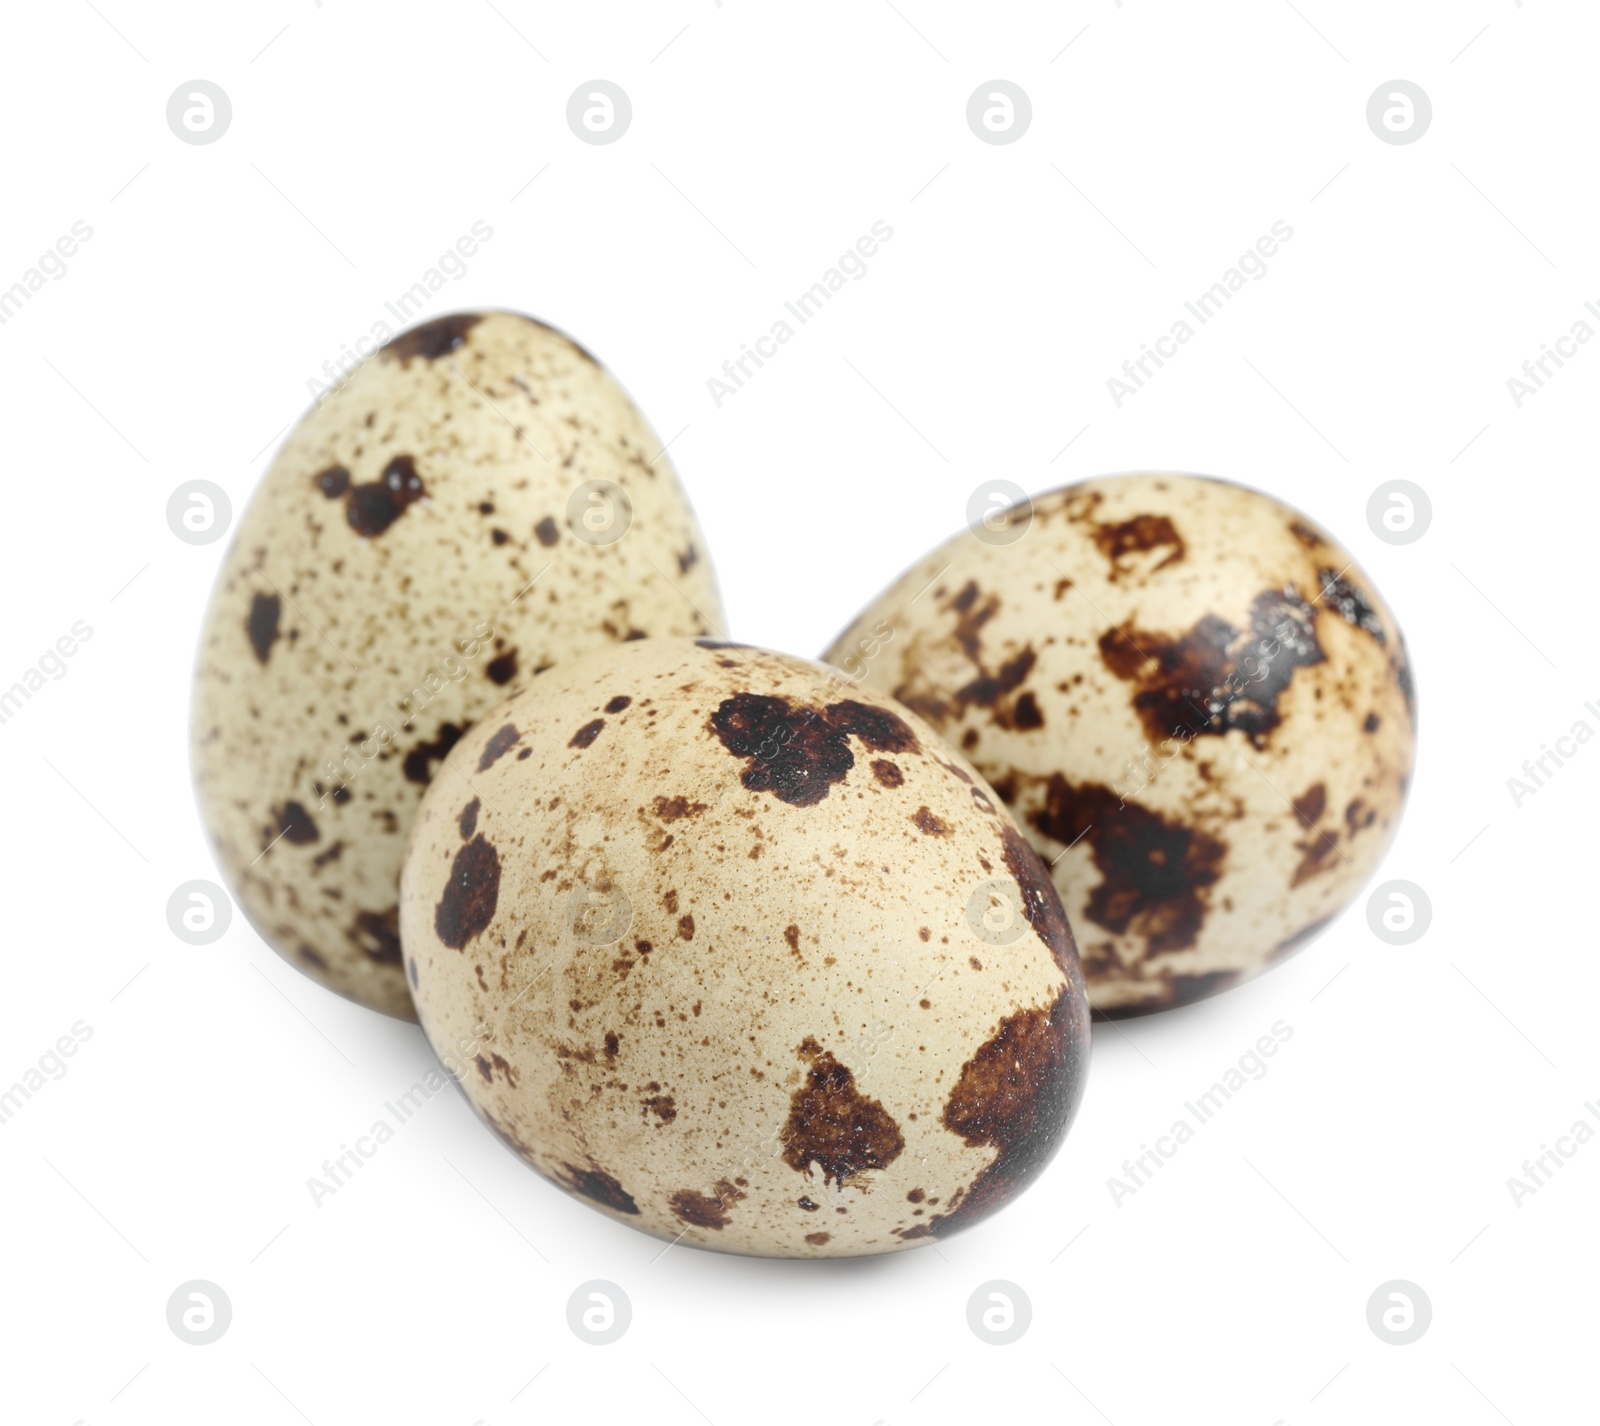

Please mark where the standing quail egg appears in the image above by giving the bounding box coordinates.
[192,312,724,1018]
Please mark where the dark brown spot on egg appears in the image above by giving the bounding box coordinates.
[1011,692,1044,730]
[708,694,918,808]
[298,943,328,970]
[1292,783,1327,826]
[998,822,1078,976]
[1364,712,1381,734]
[350,906,402,965]
[798,1196,819,1211]
[381,312,481,364]
[569,718,605,749]
[671,1179,744,1229]
[913,806,950,836]
[478,723,520,771]
[1093,513,1186,578]
[828,700,918,753]
[605,695,632,714]
[558,1162,640,1215]
[1317,568,1385,644]
[1099,585,1325,750]
[534,515,559,547]
[678,914,695,941]
[1289,519,1324,549]
[916,986,1084,1238]
[956,647,1036,714]
[346,455,425,538]
[247,592,281,665]
[272,800,320,845]
[784,924,801,956]
[678,544,700,575]
[1029,777,1223,958]
[782,1037,904,1186]
[653,795,706,822]
[486,650,517,685]
[872,759,904,788]
[458,798,479,839]
[805,1231,831,1246]
[315,465,350,499]
[434,834,500,948]
[404,722,469,785]
[1292,825,1341,887]
[490,528,509,546]
[643,1094,677,1123]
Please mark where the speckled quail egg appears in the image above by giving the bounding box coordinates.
[192,312,724,1019]
[824,473,1416,1017]
[399,637,1090,1257]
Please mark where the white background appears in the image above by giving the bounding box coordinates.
[0,2,1593,1423]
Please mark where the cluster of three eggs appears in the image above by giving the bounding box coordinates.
[192,312,1414,1257]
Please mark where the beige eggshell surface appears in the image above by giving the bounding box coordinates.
[400,638,1090,1257]
[192,312,724,1019]
[824,474,1417,1016]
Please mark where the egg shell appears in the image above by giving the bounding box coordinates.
[192,312,724,1018]
[824,473,1417,1016]
[400,638,1090,1257]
